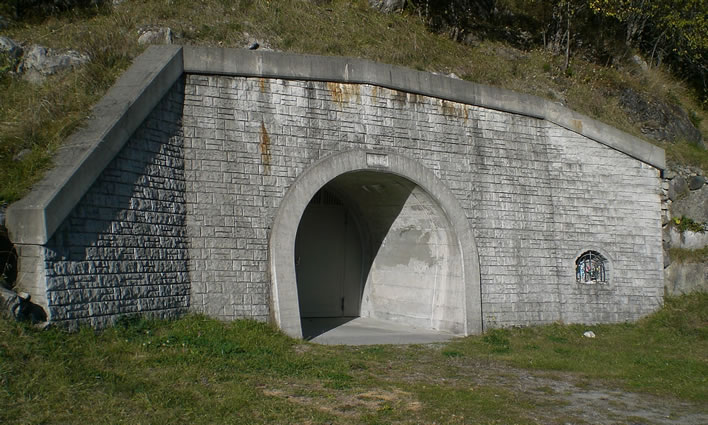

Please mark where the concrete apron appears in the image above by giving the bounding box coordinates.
[303,316,457,345]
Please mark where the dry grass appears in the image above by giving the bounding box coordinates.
[0,0,706,203]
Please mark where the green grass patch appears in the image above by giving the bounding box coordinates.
[672,216,707,233]
[1,294,707,423]
[447,293,708,402]
[667,139,708,175]
[669,246,708,263]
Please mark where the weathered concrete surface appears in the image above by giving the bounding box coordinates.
[183,47,665,170]
[306,317,455,345]
[5,46,666,334]
[360,184,465,333]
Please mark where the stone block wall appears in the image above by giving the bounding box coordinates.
[41,80,190,328]
[182,74,664,328]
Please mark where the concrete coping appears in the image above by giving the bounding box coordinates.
[6,45,665,245]
[183,46,666,171]
[6,45,184,245]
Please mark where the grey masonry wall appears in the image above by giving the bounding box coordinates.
[6,47,665,332]
[182,74,663,328]
[41,80,189,327]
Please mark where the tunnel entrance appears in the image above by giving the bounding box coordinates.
[295,170,467,339]
[270,150,482,340]
[295,187,363,318]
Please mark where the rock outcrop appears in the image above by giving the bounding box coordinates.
[0,36,23,60]
[663,166,708,295]
[368,0,405,13]
[20,44,90,83]
[137,27,173,45]
[620,88,704,148]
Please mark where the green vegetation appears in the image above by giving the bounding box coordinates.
[667,139,708,174]
[670,246,708,263]
[672,215,707,233]
[444,293,708,402]
[0,0,706,203]
[0,294,706,423]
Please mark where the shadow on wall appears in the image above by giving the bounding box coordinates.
[296,170,465,339]
[42,79,190,327]
[296,173,410,339]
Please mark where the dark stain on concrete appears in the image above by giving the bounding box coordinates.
[259,120,271,174]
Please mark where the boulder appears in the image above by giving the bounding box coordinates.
[668,227,708,250]
[668,176,688,201]
[0,287,47,323]
[671,185,708,224]
[0,36,23,60]
[20,44,89,83]
[688,175,706,191]
[138,27,173,45]
[619,88,704,148]
[664,262,708,296]
[631,54,649,71]
[368,0,405,13]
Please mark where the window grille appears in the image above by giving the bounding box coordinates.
[575,250,608,284]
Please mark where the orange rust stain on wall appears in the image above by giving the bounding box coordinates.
[407,93,425,104]
[390,89,407,106]
[327,82,360,108]
[371,86,378,98]
[259,78,267,93]
[439,98,470,121]
[259,120,271,175]
[441,100,458,118]
[572,119,583,132]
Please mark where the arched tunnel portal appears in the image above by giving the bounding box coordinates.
[270,151,482,339]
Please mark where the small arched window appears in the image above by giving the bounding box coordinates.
[576,251,608,284]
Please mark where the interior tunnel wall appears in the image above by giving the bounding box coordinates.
[359,184,465,334]
[311,172,467,334]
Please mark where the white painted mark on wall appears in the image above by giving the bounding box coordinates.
[366,153,389,168]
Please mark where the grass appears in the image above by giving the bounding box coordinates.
[669,246,708,263]
[0,0,706,203]
[667,139,708,175]
[446,293,708,402]
[1,294,706,424]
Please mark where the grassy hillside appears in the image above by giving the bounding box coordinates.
[0,0,707,204]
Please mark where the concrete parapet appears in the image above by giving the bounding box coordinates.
[6,45,184,245]
[184,46,665,170]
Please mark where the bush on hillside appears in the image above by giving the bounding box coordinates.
[1,0,105,19]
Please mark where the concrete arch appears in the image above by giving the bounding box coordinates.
[269,150,481,338]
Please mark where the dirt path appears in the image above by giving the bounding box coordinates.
[273,344,708,424]
[444,356,708,425]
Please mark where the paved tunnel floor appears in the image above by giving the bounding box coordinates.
[302,316,457,345]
